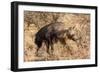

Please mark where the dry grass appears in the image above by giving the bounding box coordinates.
[24,11,90,62]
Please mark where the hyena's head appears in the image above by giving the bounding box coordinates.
[66,26,81,43]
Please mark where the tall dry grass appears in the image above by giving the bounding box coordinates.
[24,11,90,62]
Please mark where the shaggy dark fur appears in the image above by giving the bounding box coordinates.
[35,22,79,54]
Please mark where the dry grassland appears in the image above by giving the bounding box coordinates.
[24,11,90,62]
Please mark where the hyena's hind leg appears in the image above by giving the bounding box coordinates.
[46,39,54,55]
[35,42,42,56]
[45,41,50,55]
[35,47,39,56]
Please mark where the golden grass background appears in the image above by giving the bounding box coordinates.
[24,11,90,62]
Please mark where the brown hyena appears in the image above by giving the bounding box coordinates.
[35,22,80,55]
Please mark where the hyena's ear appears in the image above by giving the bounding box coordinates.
[72,26,75,29]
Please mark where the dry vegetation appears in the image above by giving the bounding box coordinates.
[24,11,90,62]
